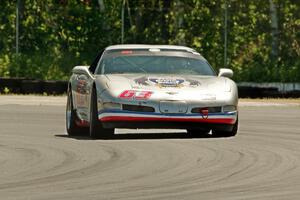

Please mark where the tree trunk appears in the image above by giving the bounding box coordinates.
[269,0,279,60]
[97,0,105,12]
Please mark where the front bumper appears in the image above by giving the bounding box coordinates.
[98,110,237,130]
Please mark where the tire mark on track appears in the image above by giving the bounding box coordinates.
[0,105,300,199]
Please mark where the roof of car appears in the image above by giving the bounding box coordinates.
[105,44,199,53]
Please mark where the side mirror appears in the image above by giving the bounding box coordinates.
[72,66,93,77]
[218,68,233,78]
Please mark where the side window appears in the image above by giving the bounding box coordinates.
[89,50,104,74]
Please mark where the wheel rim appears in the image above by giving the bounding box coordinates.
[66,94,72,130]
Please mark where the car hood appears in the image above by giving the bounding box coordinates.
[96,74,233,101]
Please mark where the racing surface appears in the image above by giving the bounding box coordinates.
[0,96,300,200]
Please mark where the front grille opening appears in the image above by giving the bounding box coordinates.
[122,104,155,112]
[191,107,222,113]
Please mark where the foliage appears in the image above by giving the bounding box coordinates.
[0,0,299,82]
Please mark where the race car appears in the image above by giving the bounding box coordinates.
[66,44,238,138]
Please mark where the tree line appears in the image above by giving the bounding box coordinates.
[0,0,299,82]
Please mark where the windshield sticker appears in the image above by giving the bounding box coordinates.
[121,50,133,54]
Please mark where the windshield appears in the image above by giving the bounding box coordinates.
[96,50,215,76]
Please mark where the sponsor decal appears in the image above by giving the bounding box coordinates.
[185,79,200,87]
[149,78,184,87]
[134,76,200,88]
[119,90,153,100]
[135,76,149,86]
[166,91,178,95]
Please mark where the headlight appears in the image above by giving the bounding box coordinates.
[223,105,236,112]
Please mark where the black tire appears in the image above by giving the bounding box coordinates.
[212,118,238,137]
[187,129,211,138]
[66,90,89,136]
[89,87,114,139]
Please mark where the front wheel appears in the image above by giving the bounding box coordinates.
[212,118,238,137]
[89,87,114,139]
[66,90,89,136]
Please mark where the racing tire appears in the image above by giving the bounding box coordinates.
[66,90,89,136]
[187,129,211,138]
[89,87,114,139]
[212,117,238,137]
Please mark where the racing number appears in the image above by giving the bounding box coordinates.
[119,90,152,100]
[119,90,135,98]
[135,91,152,99]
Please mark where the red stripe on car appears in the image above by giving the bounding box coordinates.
[99,116,235,124]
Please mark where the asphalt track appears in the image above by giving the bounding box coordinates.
[0,96,300,200]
